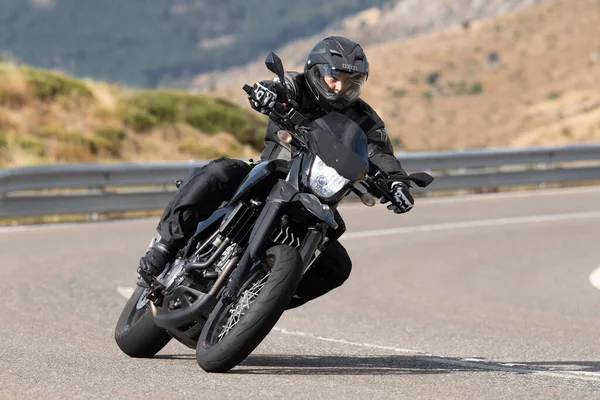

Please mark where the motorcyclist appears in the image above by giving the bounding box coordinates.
[138,36,414,309]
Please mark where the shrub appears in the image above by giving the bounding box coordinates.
[89,136,120,157]
[0,131,8,148]
[120,89,266,149]
[121,107,158,131]
[468,82,484,95]
[96,126,126,142]
[391,88,407,97]
[15,135,45,156]
[34,126,80,141]
[90,127,127,157]
[426,71,441,85]
[547,91,562,100]
[121,90,207,123]
[22,66,92,101]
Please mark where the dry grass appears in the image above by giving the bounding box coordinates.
[201,0,600,151]
[0,63,264,168]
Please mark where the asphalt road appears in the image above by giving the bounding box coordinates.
[2,186,600,399]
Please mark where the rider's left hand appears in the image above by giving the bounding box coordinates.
[382,181,414,214]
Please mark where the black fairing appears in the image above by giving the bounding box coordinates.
[229,159,289,203]
[306,112,368,181]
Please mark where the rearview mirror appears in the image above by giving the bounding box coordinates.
[265,52,286,83]
[409,172,435,188]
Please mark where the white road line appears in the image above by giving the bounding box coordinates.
[337,185,600,210]
[341,211,600,240]
[117,286,600,382]
[114,288,600,382]
[589,267,600,291]
[272,327,600,382]
[0,217,155,234]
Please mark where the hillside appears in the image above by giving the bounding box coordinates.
[197,0,600,151]
[0,61,266,167]
[192,0,550,91]
[0,0,389,87]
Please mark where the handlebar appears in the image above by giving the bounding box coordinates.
[244,83,434,208]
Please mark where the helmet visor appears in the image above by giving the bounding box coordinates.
[308,64,367,106]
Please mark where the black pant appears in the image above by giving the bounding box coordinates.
[156,157,352,308]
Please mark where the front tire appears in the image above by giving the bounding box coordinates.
[196,245,302,372]
[115,286,172,358]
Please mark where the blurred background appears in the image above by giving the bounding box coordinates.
[1,0,599,168]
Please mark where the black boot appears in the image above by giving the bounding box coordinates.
[137,236,176,287]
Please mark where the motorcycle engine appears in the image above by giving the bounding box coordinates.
[161,258,186,291]
[214,244,237,273]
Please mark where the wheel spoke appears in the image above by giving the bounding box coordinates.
[216,271,270,342]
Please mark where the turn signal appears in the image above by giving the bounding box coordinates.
[360,193,377,207]
[277,130,293,144]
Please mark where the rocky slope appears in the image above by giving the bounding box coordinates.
[195,0,600,151]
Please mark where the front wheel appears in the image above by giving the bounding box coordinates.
[115,286,172,358]
[196,245,302,372]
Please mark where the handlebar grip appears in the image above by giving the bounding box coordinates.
[243,84,253,94]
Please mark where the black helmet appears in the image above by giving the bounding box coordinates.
[304,36,369,112]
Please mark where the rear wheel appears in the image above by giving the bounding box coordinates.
[115,286,172,358]
[196,245,302,372]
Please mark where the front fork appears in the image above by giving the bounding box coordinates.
[222,180,338,301]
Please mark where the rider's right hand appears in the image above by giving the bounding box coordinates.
[248,81,278,114]
[380,179,414,214]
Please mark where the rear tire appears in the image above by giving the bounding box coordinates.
[196,245,302,372]
[115,286,172,358]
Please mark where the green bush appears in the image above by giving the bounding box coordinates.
[547,91,562,100]
[121,90,208,123]
[468,82,484,95]
[0,131,8,148]
[426,71,441,85]
[121,107,158,131]
[120,89,266,149]
[451,81,483,96]
[90,127,127,157]
[390,88,407,97]
[89,136,120,157]
[34,126,81,140]
[96,126,126,142]
[15,135,45,155]
[22,66,92,101]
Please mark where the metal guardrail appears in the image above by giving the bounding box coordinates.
[2,143,600,217]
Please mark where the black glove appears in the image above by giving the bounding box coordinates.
[248,81,278,114]
[381,181,414,214]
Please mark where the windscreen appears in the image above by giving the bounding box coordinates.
[306,112,369,181]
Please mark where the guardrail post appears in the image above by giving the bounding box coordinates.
[535,162,548,189]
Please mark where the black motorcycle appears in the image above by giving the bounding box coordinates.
[115,52,434,373]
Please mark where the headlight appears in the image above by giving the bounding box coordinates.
[308,156,350,199]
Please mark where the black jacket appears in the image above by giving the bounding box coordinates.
[259,72,408,181]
